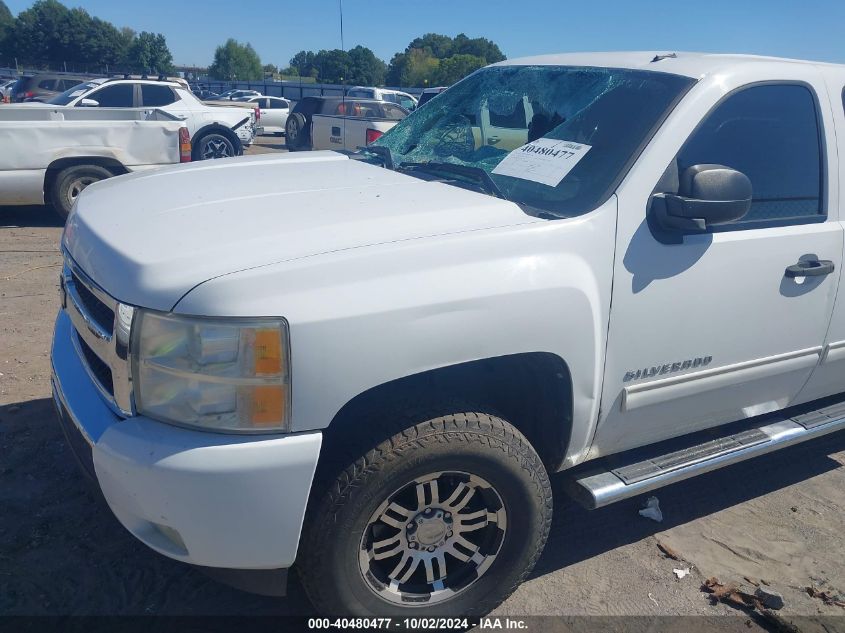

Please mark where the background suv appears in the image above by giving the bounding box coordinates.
[10,73,88,102]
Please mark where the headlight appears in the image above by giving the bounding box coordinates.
[132,311,291,433]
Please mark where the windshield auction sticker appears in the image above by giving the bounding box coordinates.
[492,138,591,187]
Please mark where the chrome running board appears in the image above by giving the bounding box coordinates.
[569,399,845,509]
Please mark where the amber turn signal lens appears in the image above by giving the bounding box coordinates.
[249,385,286,426]
[253,329,282,375]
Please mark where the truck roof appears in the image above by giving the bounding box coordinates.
[496,51,844,78]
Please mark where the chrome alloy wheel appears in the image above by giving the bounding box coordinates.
[358,471,507,606]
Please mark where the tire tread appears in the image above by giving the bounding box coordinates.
[298,410,552,616]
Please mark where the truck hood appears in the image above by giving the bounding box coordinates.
[64,151,538,311]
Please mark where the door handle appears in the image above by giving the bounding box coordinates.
[785,259,835,278]
[487,136,501,145]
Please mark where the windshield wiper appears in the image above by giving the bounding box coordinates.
[354,145,395,170]
[398,161,504,199]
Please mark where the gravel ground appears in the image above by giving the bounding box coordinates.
[1,146,844,630]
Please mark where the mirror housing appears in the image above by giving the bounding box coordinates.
[78,98,99,107]
[653,164,752,232]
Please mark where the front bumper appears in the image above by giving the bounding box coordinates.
[51,310,322,569]
[235,125,256,146]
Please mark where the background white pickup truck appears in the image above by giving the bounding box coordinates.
[285,96,408,151]
[52,52,845,617]
[0,106,188,217]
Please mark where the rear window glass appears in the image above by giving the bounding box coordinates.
[142,84,177,107]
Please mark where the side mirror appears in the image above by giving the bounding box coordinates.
[652,164,752,232]
[78,98,99,107]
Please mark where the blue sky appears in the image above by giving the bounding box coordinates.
[6,0,845,67]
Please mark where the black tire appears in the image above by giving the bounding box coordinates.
[298,411,552,617]
[192,130,239,161]
[285,112,309,151]
[49,164,113,221]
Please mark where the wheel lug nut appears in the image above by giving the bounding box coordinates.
[407,523,414,529]
[444,512,451,519]
[427,546,435,552]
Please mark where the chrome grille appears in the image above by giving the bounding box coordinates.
[70,271,114,336]
[74,332,115,396]
[62,253,134,416]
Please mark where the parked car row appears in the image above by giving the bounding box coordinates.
[0,74,441,214]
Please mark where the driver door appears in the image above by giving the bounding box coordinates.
[593,74,841,455]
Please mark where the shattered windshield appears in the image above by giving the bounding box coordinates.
[367,65,693,217]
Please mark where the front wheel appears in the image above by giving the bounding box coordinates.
[49,164,113,220]
[298,411,552,616]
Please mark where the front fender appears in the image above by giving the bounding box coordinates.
[176,197,617,466]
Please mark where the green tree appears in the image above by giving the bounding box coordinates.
[404,48,440,87]
[386,33,505,87]
[0,0,13,59]
[345,45,385,85]
[289,50,317,78]
[208,38,262,80]
[407,33,452,59]
[0,0,163,72]
[311,48,347,83]
[126,31,174,74]
[8,0,69,66]
[263,63,277,76]
[451,34,505,64]
[434,54,485,85]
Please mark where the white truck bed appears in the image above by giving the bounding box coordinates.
[0,107,186,206]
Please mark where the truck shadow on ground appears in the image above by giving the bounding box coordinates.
[3,395,844,615]
[1,205,64,229]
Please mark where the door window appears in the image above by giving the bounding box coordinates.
[674,84,823,227]
[398,95,416,110]
[269,98,288,109]
[86,84,134,107]
[141,84,177,106]
[381,103,407,120]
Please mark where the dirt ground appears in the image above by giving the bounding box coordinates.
[1,142,844,630]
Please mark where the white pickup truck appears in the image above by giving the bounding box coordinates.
[52,52,845,617]
[0,106,189,218]
[284,96,408,151]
